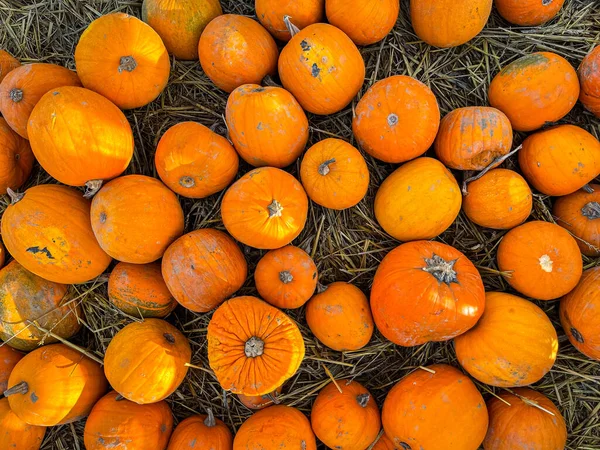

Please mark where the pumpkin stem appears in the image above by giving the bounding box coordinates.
[9,88,23,103]
[115,394,125,401]
[356,393,370,408]
[163,333,176,344]
[318,159,336,176]
[204,408,216,427]
[279,270,294,284]
[84,180,103,199]
[267,199,283,218]
[118,56,138,73]
[266,391,281,405]
[179,176,195,189]
[582,202,600,220]
[3,381,29,397]
[283,15,300,37]
[583,184,595,194]
[462,144,522,195]
[244,336,264,358]
[262,75,281,88]
[422,254,458,284]
[6,188,24,204]
[387,113,399,127]
[571,327,584,343]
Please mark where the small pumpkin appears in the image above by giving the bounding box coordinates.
[199,14,278,93]
[0,50,20,83]
[306,282,374,351]
[488,52,579,132]
[497,221,583,300]
[374,157,461,241]
[0,397,46,450]
[104,319,191,404]
[207,296,305,396]
[579,46,600,118]
[256,0,324,41]
[75,12,170,109]
[238,386,283,410]
[455,292,558,387]
[495,0,566,26]
[0,346,23,392]
[554,184,600,256]
[0,117,34,192]
[221,167,309,249]
[167,410,233,450]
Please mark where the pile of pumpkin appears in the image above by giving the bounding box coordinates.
[0,0,599,448]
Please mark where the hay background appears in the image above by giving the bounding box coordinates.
[1,0,600,448]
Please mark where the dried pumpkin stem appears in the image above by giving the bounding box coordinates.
[115,394,125,401]
[356,393,370,408]
[318,159,336,176]
[267,392,281,405]
[279,270,294,284]
[462,145,522,195]
[422,254,458,284]
[583,184,595,194]
[6,187,24,204]
[262,75,280,87]
[283,15,300,37]
[204,408,216,427]
[244,336,264,358]
[3,381,29,397]
[582,202,600,219]
[118,55,137,73]
[267,199,283,218]
[179,176,195,188]
[9,88,23,103]
[84,179,103,199]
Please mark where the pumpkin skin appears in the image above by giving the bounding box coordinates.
[0,345,23,392]
[0,397,46,450]
[488,52,579,132]
[207,296,305,396]
[226,84,308,168]
[372,433,396,450]
[155,121,239,198]
[0,117,34,192]
[554,184,600,256]
[167,411,233,450]
[199,15,278,93]
[495,0,565,26]
[0,50,20,83]
[255,0,324,41]
[238,386,283,410]
[374,157,461,241]
[497,221,583,300]
[75,12,170,109]
[579,46,600,118]
[382,364,488,450]
[455,292,558,387]
[279,23,365,115]
[221,167,309,249]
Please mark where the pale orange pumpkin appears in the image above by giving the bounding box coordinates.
[256,0,324,41]
[579,46,600,118]
[0,117,34,193]
[0,345,23,392]
[495,0,566,26]
[0,397,46,450]
[554,184,600,256]
[167,410,233,450]
[0,50,20,83]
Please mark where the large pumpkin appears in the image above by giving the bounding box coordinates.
[374,157,461,241]
[167,410,233,450]
[488,52,579,132]
[0,116,34,192]
[554,184,600,256]
[579,46,600,118]
[0,346,23,392]
[1,184,112,284]
[226,84,308,168]
[207,296,305,396]
[221,167,309,249]
[495,0,565,26]
[0,397,46,450]
[278,23,365,115]
[75,12,170,109]
[104,319,191,404]
[0,50,20,83]
[455,292,558,387]
[256,0,324,41]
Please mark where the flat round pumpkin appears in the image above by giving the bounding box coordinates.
[0,397,46,450]
[0,116,34,192]
[256,0,324,41]
[554,184,600,256]
[0,50,20,83]
[579,46,600,118]
[0,345,23,392]
[495,0,565,26]
[237,386,283,410]
[167,410,233,450]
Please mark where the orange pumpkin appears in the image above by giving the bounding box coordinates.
[382,364,488,450]
[199,14,278,93]
[255,0,324,41]
[278,23,365,115]
[0,397,46,450]
[306,282,374,351]
[488,52,579,132]
[497,221,583,300]
[0,50,20,83]
[161,229,247,312]
[554,184,600,256]
[0,346,23,392]
[27,86,134,188]
[455,292,558,387]
[0,242,4,269]
[1,184,112,284]
[372,433,396,450]
[104,319,191,404]
[371,241,484,347]
[0,117,34,192]
[495,0,566,26]
[519,124,600,196]
[155,121,239,198]
[108,262,177,318]
[167,410,233,450]
[238,386,283,410]
[84,391,173,450]
[579,46,600,118]
[5,343,108,426]
[374,157,461,241]
[207,296,305,396]
[91,175,184,264]
[463,169,532,230]
[221,167,309,249]
[75,12,170,109]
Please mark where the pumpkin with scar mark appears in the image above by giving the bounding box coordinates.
[495,0,566,26]
[0,346,23,392]
[0,117,34,193]
[554,184,600,256]
[167,409,233,449]
[0,50,20,83]
[579,46,600,118]
[0,397,46,450]
[256,0,324,41]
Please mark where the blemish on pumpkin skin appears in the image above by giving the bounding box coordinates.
[30,392,38,403]
[26,246,55,259]
[311,63,321,78]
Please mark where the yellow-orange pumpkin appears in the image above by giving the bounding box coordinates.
[495,0,565,26]
[554,184,600,256]
[0,397,46,450]
[255,0,324,41]
[0,117,34,192]
[0,345,23,392]
[167,410,233,450]
[238,386,283,410]
[0,50,20,83]
[579,46,600,118]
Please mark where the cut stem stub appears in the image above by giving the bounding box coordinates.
[245,336,265,358]
[422,254,458,284]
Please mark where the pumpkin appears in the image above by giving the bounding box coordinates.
[495,0,566,26]
[0,50,20,83]
[278,23,365,115]
[238,386,283,410]
[300,138,370,210]
[0,397,46,450]
[167,410,232,450]
[0,345,23,392]
[0,117,34,192]
[410,0,492,48]
[488,52,579,132]
[311,380,381,450]
[382,364,488,450]
[75,12,170,109]
[207,296,304,396]
[108,262,177,318]
[497,221,583,300]
[27,86,134,188]
[463,169,532,230]
[91,175,185,264]
[198,14,278,93]
[161,229,247,312]
[372,433,396,450]
[483,388,567,450]
[221,167,309,249]
[104,319,191,404]
[579,46,600,118]
[155,121,239,198]
[519,124,600,196]
[0,242,4,269]
[0,63,81,139]
[434,107,513,170]
[254,245,318,309]
[306,282,374,351]
[554,184,600,256]
[142,0,222,60]
[256,0,324,41]
[84,390,173,450]
[374,157,461,241]
[454,292,558,387]
[4,343,107,426]
[1,184,112,284]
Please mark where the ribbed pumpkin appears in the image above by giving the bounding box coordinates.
[579,46,600,118]
[256,0,324,41]
[495,0,565,26]
[4,344,108,426]
[455,292,558,387]
[0,117,33,192]
[0,346,23,392]
[554,185,600,256]
[207,296,305,396]
[1,184,112,284]
[0,50,20,83]
[221,167,309,249]
[167,410,233,450]
[497,221,583,300]
[226,84,308,167]
[75,12,170,109]
[374,157,461,241]
[199,14,278,93]
[488,52,579,132]
[238,386,283,410]
[279,23,365,115]
[0,397,46,450]
[382,364,488,450]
